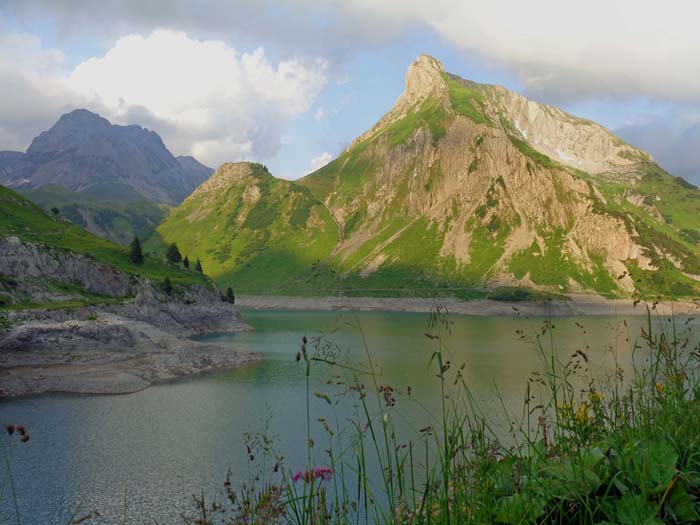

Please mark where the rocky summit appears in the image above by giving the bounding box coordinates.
[154,55,700,299]
[0,109,212,205]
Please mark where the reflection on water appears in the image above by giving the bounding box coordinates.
[0,309,679,524]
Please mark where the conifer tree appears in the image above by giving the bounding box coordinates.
[166,242,182,264]
[183,255,190,269]
[195,258,203,273]
[225,286,235,304]
[163,276,173,295]
[129,236,144,264]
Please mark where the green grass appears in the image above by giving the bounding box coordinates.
[0,184,209,288]
[383,97,450,147]
[19,184,166,245]
[443,74,491,125]
[150,163,339,292]
[509,229,620,296]
[178,305,700,525]
[509,136,559,169]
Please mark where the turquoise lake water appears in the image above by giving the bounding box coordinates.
[0,309,678,524]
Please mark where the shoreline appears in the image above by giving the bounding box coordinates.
[0,296,256,398]
[236,294,700,317]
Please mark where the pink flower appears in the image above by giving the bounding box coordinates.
[292,467,333,483]
[312,467,333,481]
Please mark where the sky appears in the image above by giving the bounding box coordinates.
[1,1,699,181]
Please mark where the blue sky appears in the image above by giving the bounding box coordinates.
[1,1,699,181]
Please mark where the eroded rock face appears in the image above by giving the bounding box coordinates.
[297,55,699,296]
[489,86,651,177]
[0,235,247,328]
[0,236,253,397]
[0,236,131,297]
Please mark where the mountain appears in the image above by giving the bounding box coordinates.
[154,55,700,299]
[0,183,210,308]
[0,109,213,205]
[17,184,166,245]
[147,162,338,290]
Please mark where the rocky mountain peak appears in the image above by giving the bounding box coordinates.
[348,55,449,149]
[0,108,213,205]
[402,54,446,105]
[187,162,265,202]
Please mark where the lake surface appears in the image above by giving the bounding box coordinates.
[0,309,677,524]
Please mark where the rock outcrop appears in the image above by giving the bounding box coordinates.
[0,236,253,397]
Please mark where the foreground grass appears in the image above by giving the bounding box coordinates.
[184,304,700,524]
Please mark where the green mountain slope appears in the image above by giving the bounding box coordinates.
[18,184,167,245]
[154,56,700,299]
[0,184,208,291]
[147,163,338,291]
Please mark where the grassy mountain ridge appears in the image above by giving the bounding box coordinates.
[154,56,700,299]
[0,184,209,292]
[147,163,338,292]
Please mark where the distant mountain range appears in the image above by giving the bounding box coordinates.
[152,55,700,299]
[0,109,213,244]
[0,109,212,205]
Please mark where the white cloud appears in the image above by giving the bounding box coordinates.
[0,30,328,167]
[64,30,328,166]
[314,106,325,121]
[305,151,333,174]
[330,0,700,102]
[0,33,84,150]
[5,0,700,102]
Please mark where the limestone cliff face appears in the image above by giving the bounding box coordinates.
[0,236,245,332]
[488,86,651,178]
[0,236,131,297]
[297,55,700,297]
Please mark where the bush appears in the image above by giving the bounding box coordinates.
[162,276,172,295]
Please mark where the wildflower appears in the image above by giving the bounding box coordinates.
[589,391,604,403]
[655,382,664,396]
[16,425,25,436]
[292,466,333,483]
[5,425,14,435]
[574,403,590,423]
[20,434,30,443]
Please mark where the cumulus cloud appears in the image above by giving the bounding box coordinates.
[305,152,334,174]
[0,30,328,167]
[65,30,328,166]
[6,0,700,103]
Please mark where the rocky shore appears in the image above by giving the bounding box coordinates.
[0,293,254,397]
[0,236,255,398]
[236,294,700,317]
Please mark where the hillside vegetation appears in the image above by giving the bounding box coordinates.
[0,184,209,291]
[19,184,166,245]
